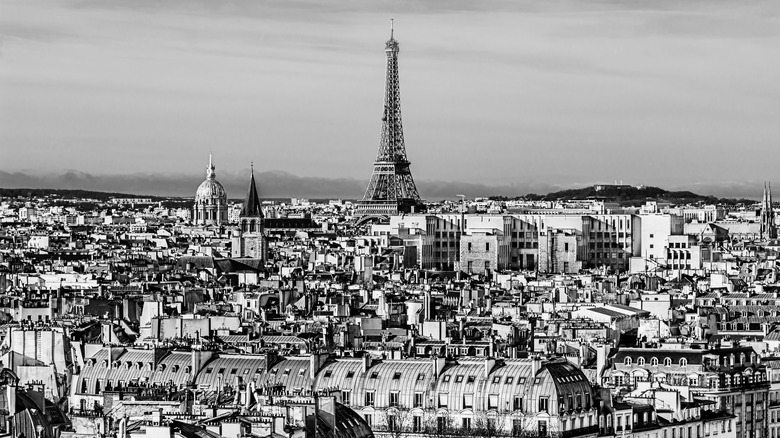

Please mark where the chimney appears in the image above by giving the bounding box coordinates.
[424,291,432,321]
[433,356,446,379]
[532,355,542,376]
[484,357,496,379]
[362,354,372,374]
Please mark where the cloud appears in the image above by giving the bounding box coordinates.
[0,169,768,201]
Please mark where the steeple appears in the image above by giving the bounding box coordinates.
[241,163,263,218]
[761,181,777,240]
[206,153,216,180]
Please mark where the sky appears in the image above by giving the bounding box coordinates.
[1,0,779,199]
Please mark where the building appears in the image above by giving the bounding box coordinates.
[232,166,267,260]
[193,154,228,226]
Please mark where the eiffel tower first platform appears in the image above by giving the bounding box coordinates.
[355,23,425,219]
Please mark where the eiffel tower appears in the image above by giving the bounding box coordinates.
[355,22,425,218]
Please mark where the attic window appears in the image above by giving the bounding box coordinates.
[493,376,501,384]
[534,378,541,385]
[518,377,526,384]
[506,377,514,384]
[205,368,213,374]
[443,375,451,382]
[218,368,225,374]
[172,365,179,373]
[370,372,379,379]
[231,368,238,374]
[298,369,306,377]
[466,376,476,384]
[393,372,402,380]
[455,375,464,383]
[283,369,291,376]
[256,367,263,374]
[346,371,355,378]
[243,369,250,375]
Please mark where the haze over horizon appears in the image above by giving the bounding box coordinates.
[1,0,779,199]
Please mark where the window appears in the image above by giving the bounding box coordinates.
[463,418,472,430]
[651,357,659,366]
[393,372,402,380]
[488,394,499,409]
[493,376,501,384]
[468,242,472,251]
[443,375,451,382]
[514,396,523,411]
[346,371,355,378]
[414,392,423,408]
[323,370,333,378]
[680,358,688,367]
[413,416,422,432]
[637,357,645,366]
[365,391,375,406]
[205,368,213,374]
[486,242,490,251]
[565,243,569,251]
[389,391,399,407]
[282,368,291,376]
[467,375,476,384]
[438,393,448,408]
[534,377,541,384]
[456,375,464,383]
[506,376,514,384]
[365,414,372,428]
[539,397,549,412]
[230,368,238,374]
[370,371,379,379]
[341,390,351,405]
[218,368,225,374]
[624,357,633,366]
[464,394,474,408]
[417,373,425,381]
[664,358,672,366]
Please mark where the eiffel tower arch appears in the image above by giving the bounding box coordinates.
[355,23,425,218]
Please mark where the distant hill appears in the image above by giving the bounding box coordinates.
[519,185,754,206]
[0,188,165,202]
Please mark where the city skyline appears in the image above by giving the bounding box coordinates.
[1,0,779,199]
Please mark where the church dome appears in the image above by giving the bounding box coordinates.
[194,154,227,204]
[193,154,229,226]
[195,178,227,203]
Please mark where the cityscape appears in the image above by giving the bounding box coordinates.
[2,2,780,438]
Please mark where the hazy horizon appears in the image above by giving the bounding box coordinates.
[1,0,779,199]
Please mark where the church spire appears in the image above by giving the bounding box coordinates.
[206,153,216,180]
[241,165,263,218]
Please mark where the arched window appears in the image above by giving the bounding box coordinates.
[680,358,688,367]
[664,357,672,367]
[624,357,633,366]
[637,357,645,366]
[651,357,659,366]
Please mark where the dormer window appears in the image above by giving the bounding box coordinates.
[679,358,688,367]
[172,365,179,373]
[664,358,672,367]
[370,372,379,379]
[324,370,333,379]
[651,357,658,366]
[393,372,402,380]
[624,357,633,366]
[637,357,645,366]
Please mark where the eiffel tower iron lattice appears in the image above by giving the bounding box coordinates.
[355,23,425,218]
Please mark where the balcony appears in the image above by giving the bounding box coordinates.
[562,425,600,438]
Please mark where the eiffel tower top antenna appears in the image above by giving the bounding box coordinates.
[390,19,394,40]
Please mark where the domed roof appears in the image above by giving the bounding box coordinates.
[195,154,227,203]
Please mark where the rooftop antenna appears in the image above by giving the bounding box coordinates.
[390,18,394,39]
